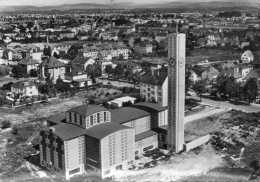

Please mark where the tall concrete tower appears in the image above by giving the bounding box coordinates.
[167,33,186,153]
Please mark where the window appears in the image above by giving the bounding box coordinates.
[104,112,107,121]
[69,168,80,175]
[143,145,153,152]
[97,113,100,123]
[116,165,122,170]
[90,116,93,125]
[79,115,83,125]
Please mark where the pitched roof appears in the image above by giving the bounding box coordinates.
[42,56,65,68]
[85,122,130,139]
[50,123,87,141]
[110,107,150,124]
[12,80,36,89]
[67,105,107,117]
[50,122,130,141]
[140,68,167,86]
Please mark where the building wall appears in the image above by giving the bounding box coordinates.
[100,128,134,178]
[140,78,168,107]
[65,110,111,129]
[40,131,65,172]
[64,136,85,179]
[48,67,66,83]
[135,134,158,155]
[85,136,101,170]
[123,116,151,135]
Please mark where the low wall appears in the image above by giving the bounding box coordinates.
[185,134,211,152]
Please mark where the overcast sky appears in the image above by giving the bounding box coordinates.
[0,0,229,6]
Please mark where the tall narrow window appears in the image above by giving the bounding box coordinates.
[97,113,100,123]
[90,116,93,125]
[104,112,107,122]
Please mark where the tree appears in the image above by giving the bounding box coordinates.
[29,69,38,77]
[67,44,83,60]
[43,46,52,57]
[85,63,101,83]
[55,77,70,93]
[243,78,258,103]
[53,52,60,59]
[12,65,27,78]
[105,65,114,76]
[193,80,206,101]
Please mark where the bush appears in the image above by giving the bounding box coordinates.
[1,120,11,129]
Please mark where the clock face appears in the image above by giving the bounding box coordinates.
[169,58,176,66]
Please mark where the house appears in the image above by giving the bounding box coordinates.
[140,67,168,107]
[11,80,39,98]
[107,96,137,108]
[65,55,92,87]
[192,65,220,82]
[241,50,254,63]
[40,56,66,83]
[39,105,135,179]
[19,56,40,74]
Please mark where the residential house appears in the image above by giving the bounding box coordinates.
[241,50,254,63]
[10,80,39,98]
[19,56,40,74]
[40,56,66,83]
[140,68,168,107]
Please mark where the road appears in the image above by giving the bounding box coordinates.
[196,97,260,113]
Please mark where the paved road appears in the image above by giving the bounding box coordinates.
[192,97,260,113]
[184,107,230,124]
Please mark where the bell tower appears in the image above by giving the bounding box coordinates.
[167,33,186,153]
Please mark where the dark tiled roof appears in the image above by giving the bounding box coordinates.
[47,113,66,125]
[67,105,107,117]
[12,81,36,89]
[111,107,150,124]
[135,130,157,141]
[132,102,167,112]
[51,122,130,141]
[51,123,87,141]
[140,68,167,86]
[85,122,130,139]
[42,56,65,68]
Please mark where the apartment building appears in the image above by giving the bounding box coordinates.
[140,68,168,107]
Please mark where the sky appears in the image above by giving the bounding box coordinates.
[0,0,227,6]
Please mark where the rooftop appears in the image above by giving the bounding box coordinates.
[110,107,150,124]
[135,130,157,142]
[42,56,65,68]
[12,80,36,89]
[85,122,130,139]
[133,102,167,112]
[67,104,108,117]
[140,68,168,86]
[50,122,130,141]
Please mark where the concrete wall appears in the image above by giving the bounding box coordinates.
[135,134,158,155]
[100,128,135,178]
[185,135,211,152]
[123,116,151,135]
[64,136,85,179]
